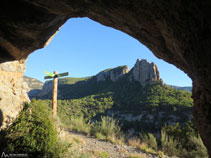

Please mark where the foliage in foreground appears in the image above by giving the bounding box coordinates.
[0,100,69,158]
[66,114,208,158]
[161,122,208,158]
[66,115,124,144]
[91,116,123,143]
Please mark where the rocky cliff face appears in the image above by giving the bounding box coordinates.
[23,76,43,99]
[37,80,62,99]
[96,65,129,82]
[0,60,29,129]
[23,76,43,90]
[130,59,163,86]
[37,81,53,99]
[36,60,163,99]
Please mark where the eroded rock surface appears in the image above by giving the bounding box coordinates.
[0,60,29,129]
[96,65,129,82]
[130,59,163,86]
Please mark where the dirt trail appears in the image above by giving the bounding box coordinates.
[62,130,171,158]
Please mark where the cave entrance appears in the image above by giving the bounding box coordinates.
[0,1,211,156]
[23,17,200,157]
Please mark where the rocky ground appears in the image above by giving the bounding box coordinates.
[59,129,175,158]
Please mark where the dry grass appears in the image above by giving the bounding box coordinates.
[118,148,128,155]
[67,148,92,158]
[92,150,110,158]
[127,153,146,158]
[107,134,125,145]
[128,137,141,147]
[138,142,156,154]
[127,137,159,156]
[95,132,106,140]
[71,135,85,144]
[138,142,148,151]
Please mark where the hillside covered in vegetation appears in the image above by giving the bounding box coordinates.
[15,59,207,157]
[30,59,193,134]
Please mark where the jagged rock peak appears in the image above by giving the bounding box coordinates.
[96,65,130,82]
[130,59,163,86]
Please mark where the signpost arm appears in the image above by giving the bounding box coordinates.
[52,71,58,116]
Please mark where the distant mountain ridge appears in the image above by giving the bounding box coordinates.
[34,59,164,99]
[168,85,192,92]
[25,59,192,99]
[23,76,43,99]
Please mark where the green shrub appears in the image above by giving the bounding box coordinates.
[68,115,92,134]
[91,116,121,140]
[98,151,110,158]
[0,100,69,158]
[95,132,106,140]
[179,135,208,158]
[162,121,208,158]
[160,129,179,156]
[141,133,157,151]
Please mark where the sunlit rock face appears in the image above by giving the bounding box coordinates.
[0,60,29,129]
[0,0,211,156]
[23,76,43,99]
[130,59,162,86]
[96,65,130,82]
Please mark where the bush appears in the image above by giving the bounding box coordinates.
[160,129,178,156]
[183,135,207,158]
[141,133,157,151]
[128,137,141,147]
[0,100,69,158]
[68,115,92,134]
[91,116,121,141]
[162,121,208,158]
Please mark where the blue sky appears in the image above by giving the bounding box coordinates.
[25,17,192,87]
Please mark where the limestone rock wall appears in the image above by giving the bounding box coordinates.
[96,65,129,82]
[0,60,29,129]
[130,59,163,86]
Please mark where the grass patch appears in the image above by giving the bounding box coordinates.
[127,153,146,158]
[160,129,178,156]
[93,150,110,158]
[128,137,141,147]
[141,133,157,151]
[68,115,92,134]
[72,136,85,144]
[91,116,124,144]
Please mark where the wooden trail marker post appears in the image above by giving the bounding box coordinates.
[44,71,69,116]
